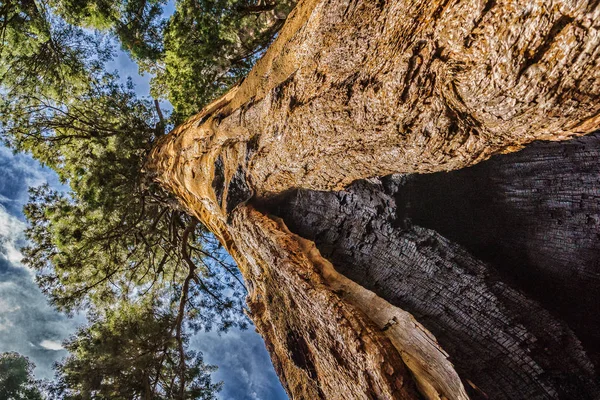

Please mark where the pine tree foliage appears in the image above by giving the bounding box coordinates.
[48,0,167,62]
[1,0,294,122]
[0,0,109,102]
[0,352,44,400]
[1,5,247,333]
[150,0,295,121]
[52,301,222,400]
[0,0,283,396]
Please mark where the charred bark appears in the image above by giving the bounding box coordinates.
[259,134,600,399]
[392,131,600,366]
[146,0,600,398]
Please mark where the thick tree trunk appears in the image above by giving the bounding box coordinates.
[147,0,600,398]
[260,133,600,399]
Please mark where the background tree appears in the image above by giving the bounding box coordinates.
[51,301,221,400]
[150,0,295,121]
[0,10,247,330]
[0,0,109,105]
[1,0,294,126]
[21,0,296,122]
[0,352,44,400]
[48,0,167,62]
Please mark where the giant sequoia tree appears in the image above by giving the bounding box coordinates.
[146,0,600,398]
[2,0,600,398]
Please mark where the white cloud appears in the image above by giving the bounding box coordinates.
[39,340,64,351]
[0,129,77,382]
[0,298,21,332]
[0,145,66,218]
[0,146,58,191]
[0,206,26,265]
[0,298,21,313]
[0,318,14,331]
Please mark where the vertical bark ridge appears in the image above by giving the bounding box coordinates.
[231,206,469,399]
[271,215,468,399]
[230,207,415,399]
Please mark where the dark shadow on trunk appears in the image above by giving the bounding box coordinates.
[254,132,600,400]
[392,131,600,364]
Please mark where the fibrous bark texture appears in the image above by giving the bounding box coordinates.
[151,0,600,199]
[229,207,420,399]
[147,0,600,398]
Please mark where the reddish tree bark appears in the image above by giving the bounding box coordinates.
[147,0,600,398]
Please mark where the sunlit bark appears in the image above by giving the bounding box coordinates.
[147,0,600,398]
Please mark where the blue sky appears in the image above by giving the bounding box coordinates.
[0,147,79,378]
[0,45,287,400]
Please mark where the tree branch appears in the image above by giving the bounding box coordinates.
[154,99,165,135]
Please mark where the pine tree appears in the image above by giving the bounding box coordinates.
[0,352,44,400]
[53,301,221,400]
